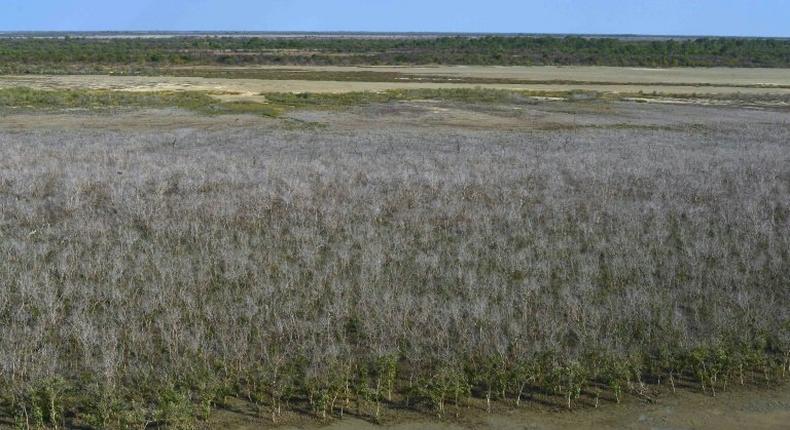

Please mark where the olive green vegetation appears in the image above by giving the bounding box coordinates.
[2,87,788,121]
[0,87,217,110]
[0,87,283,116]
[0,87,547,114]
[2,36,790,68]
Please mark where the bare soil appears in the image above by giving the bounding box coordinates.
[173,65,790,87]
[208,384,790,430]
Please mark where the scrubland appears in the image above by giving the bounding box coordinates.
[2,36,790,68]
[0,97,788,428]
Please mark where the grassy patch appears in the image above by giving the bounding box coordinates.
[0,87,285,117]
[0,87,575,116]
[0,87,216,110]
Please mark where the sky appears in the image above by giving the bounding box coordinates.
[1,0,788,37]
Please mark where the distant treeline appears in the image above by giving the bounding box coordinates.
[1,36,790,68]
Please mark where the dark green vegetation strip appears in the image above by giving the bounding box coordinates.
[2,36,790,69]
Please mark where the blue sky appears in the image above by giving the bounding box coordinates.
[2,1,788,37]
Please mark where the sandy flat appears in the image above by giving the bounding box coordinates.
[214,384,790,430]
[3,73,790,98]
[172,65,790,86]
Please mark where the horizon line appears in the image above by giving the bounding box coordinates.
[0,30,788,39]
